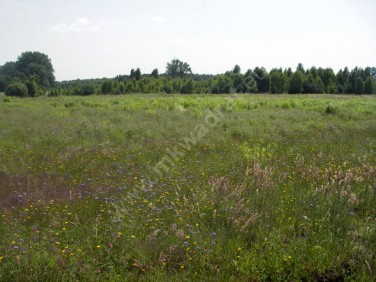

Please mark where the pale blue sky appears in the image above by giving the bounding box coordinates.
[1,0,375,81]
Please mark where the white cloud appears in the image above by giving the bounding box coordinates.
[151,16,165,23]
[50,18,99,32]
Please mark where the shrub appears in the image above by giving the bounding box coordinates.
[5,82,29,97]
[325,103,338,114]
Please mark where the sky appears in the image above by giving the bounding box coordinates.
[0,0,375,81]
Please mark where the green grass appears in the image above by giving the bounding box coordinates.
[0,94,375,281]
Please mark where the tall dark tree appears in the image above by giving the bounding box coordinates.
[151,68,159,79]
[296,63,305,73]
[253,67,270,93]
[130,68,142,81]
[233,65,241,74]
[270,69,288,93]
[289,71,305,94]
[303,73,324,94]
[364,77,374,94]
[355,77,365,95]
[243,70,258,93]
[317,68,337,93]
[370,67,376,80]
[336,68,349,94]
[166,59,192,78]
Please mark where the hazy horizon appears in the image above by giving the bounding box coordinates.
[1,0,375,81]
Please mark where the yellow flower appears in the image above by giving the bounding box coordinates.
[96,245,101,249]
[0,256,4,262]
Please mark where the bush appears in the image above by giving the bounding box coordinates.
[5,82,29,97]
[325,103,338,114]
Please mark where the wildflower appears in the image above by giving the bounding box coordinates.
[0,256,3,262]
[96,245,101,249]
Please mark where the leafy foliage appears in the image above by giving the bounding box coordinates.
[0,51,55,94]
[1,53,375,96]
[166,59,192,78]
[289,71,305,94]
[5,82,29,97]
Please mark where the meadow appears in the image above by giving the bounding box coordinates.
[0,93,375,281]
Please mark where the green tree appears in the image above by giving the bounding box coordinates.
[181,79,194,94]
[211,75,233,94]
[101,80,114,94]
[130,68,142,81]
[364,77,374,94]
[253,67,270,93]
[289,71,305,94]
[355,77,364,95]
[317,68,336,93]
[25,76,42,97]
[270,69,288,93]
[74,84,96,96]
[296,63,305,73]
[5,82,29,97]
[336,68,350,94]
[303,73,324,94]
[166,59,192,78]
[233,65,241,74]
[0,62,26,91]
[151,69,159,79]
[243,70,258,93]
[16,51,55,88]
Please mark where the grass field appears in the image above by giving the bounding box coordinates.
[0,94,375,281]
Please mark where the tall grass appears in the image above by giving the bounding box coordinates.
[0,94,375,281]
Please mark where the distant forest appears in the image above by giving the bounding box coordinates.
[1,52,375,97]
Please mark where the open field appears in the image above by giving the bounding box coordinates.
[0,94,375,281]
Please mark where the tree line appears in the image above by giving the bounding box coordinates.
[1,52,375,97]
